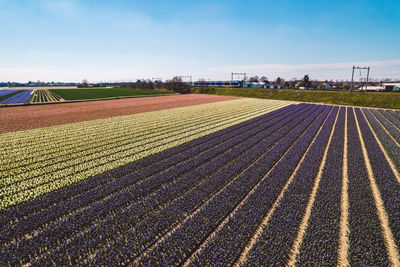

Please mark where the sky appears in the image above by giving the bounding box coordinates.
[0,0,399,82]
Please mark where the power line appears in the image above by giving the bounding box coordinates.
[351,66,370,91]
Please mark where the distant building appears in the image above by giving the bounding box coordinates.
[382,83,400,91]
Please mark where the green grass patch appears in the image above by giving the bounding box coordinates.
[50,88,171,100]
[192,87,400,109]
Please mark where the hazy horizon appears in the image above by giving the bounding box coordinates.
[1,0,399,82]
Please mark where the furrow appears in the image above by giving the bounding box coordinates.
[0,101,266,169]
[378,109,400,132]
[1,103,284,209]
[370,109,400,144]
[364,109,400,172]
[346,107,389,265]
[240,107,336,266]
[19,105,313,266]
[295,107,346,266]
[362,109,400,184]
[0,105,301,250]
[287,107,340,266]
[0,103,272,187]
[0,98,266,148]
[0,104,297,229]
[185,107,336,267]
[354,108,400,264]
[132,105,327,266]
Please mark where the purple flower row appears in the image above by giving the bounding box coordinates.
[243,106,337,265]
[346,108,389,265]
[0,90,33,104]
[0,105,308,265]
[52,105,320,266]
[56,105,322,266]
[0,90,20,98]
[362,109,400,172]
[1,105,312,265]
[0,103,297,229]
[132,105,327,266]
[189,106,336,266]
[379,109,400,130]
[370,109,400,142]
[0,104,301,249]
[355,108,400,251]
[296,107,345,265]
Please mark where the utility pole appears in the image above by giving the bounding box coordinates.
[351,66,370,91]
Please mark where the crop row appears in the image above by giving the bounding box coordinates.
[0,104,315,265]
[0,101,285,188]
[105,105,327,266]
[0,104,303,256]
[356,108,400,262]
[345,109,389,265]
[187,107,337,266]
[1,98,275,155]
[1,103,400,265]
[295,107,345,265]
[0,90,33,104]
[241,106,337,265]
[0,99,290,209]
[0,89,20,98]
[0,104,299,231]
[29,90,63,103]
[0,100,281,178]
[363,109,400,171]
[0,103,262,178]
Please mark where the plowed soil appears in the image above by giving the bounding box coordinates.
[0,94,238,133]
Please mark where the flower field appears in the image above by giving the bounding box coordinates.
[1,96,400,266]
[0,90,20,99]
[0,90,33,104]
[0,94,238,133]
[28,90,63,103]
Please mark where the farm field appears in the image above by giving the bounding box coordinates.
[0,94,237,133]
[0,90,21,101]
[28,90,63,103]
[51,88,171,100]
[0,90,33,104]
[1,95,400,266]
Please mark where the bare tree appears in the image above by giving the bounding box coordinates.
[172,76,182,82]
[248,76,259,82]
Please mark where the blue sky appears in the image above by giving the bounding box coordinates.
[0,0,399,82]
